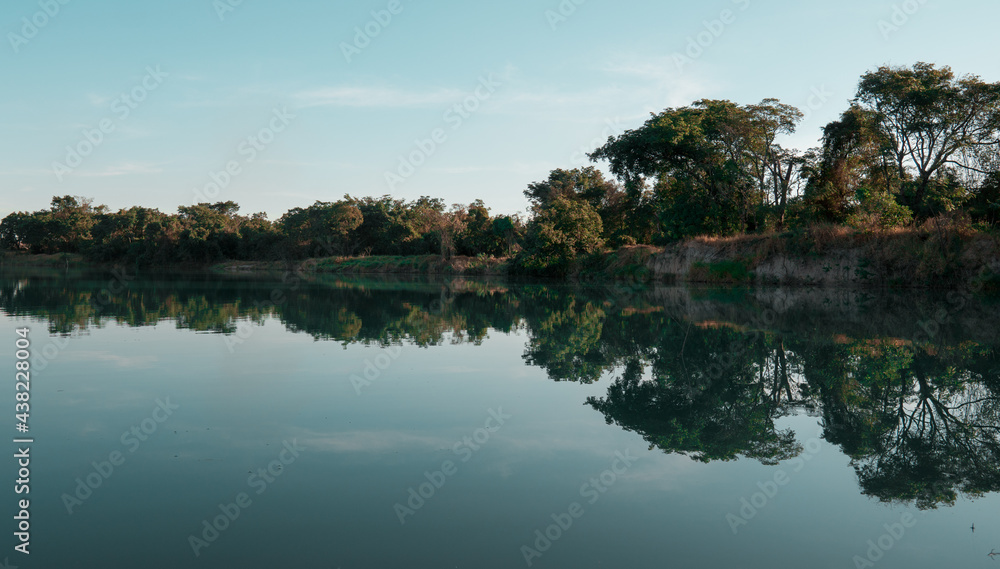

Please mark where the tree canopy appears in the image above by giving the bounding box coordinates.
[4,63,1000,272]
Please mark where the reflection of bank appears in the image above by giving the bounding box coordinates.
[582,293,1000,509]
[827,360,1000,510]
[587,343,806,467]
[6,273,1000,509]
[88,266,136,312]
[428,286,455,315]
[911,265,994,346]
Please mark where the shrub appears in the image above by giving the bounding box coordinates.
[514,197,604,275]
[846,188,913,232]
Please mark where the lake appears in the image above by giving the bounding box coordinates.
[2,266,999,568]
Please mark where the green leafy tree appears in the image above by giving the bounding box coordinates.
[458,200,514,257]
[491,215,523,257]
[89,206,170,262]
[844,187,914,231]
[175,201,244,262]
[0,212,46,252]
[967,172,1000,225]
[346,195,423,255]
[744,99,806,229]
[0,196,103,254]
[47,196,103,253]
[279,200,363,256]
[855,62,1000,217]
[515,197,604,275]
[525,167,637,246]
[800,106,896,224]
[591,99,804,239]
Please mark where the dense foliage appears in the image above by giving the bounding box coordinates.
[0,194,526,266]
[3,63,999,269]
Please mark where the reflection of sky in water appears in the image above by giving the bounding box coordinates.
[2,288,999,568]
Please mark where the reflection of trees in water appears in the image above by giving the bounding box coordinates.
[586,329,1000,508]
[813,340,1000,509]
[0,273,520,344]
[523,297,609,383]
[584,320,809,464]
[3,272,1000,508]
[587,353,803,465]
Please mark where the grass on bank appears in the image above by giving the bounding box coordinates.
[6,220,999,290]
[684,220,1000,287]
[0,251,89,268]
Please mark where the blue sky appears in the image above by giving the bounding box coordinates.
[2,0,998,221]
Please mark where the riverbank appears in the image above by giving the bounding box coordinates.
[282,225,1000,289]
[214,255,509,276]
[5,224,999,289]
[0,252,90,269]
[653,224,1000,288]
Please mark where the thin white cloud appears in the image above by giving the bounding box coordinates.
[74,162,164,178]
[260,159,333,167]
[295,86,465,108]
[442,55,709,124]
[0,168,53,177]
[88,93,111,107]
[599,53,711,111]
[426,162,552,176]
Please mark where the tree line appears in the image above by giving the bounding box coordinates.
[0,195,522,266]
[3,63,999,272]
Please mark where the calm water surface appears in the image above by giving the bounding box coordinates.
[2,267,999,568]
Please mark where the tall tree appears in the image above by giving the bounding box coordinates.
[745,99,805,228]
[516,196,604,275]
[855,62,1000,216]
[591,99,804,238]
[524,167,634,244]
[801,105,897,222]
[279,200,363,256]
